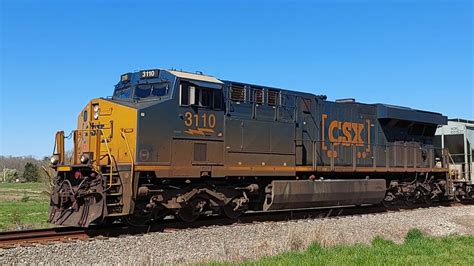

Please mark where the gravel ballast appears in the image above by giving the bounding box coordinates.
[1,205,473,264]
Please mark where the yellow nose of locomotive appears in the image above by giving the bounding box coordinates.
[75,99,138,166]
[49,98,138,227]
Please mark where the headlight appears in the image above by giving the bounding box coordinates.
[80,153,90,164]
[50,154,60,165]
[93,104,100,120]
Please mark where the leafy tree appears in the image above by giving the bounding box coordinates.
[23,162,39,182]
[1,168,18,183]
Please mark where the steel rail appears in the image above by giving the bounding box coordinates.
[0,201,469,249]
[0,227,90,248]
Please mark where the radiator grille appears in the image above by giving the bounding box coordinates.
[268,90,278,106]
[230,85,245,102]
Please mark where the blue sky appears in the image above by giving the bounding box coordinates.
[1,0,472,157]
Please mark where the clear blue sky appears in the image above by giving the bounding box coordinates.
[1,0,473,157]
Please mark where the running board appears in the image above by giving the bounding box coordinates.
[263,179,386,211]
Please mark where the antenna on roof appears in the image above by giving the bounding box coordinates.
[196,71,203,75]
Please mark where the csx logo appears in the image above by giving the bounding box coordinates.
[328,121,365,145]
[322,114,371,159]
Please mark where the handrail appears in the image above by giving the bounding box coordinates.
[54,131,65,164]
[99,129,114,189]
[62,128,114,188]
[300,139,449,171]
[447,152,456,165]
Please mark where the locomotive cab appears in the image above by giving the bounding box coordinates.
[48,69,226,227]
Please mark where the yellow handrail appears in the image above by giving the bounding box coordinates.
[99,129,114,188]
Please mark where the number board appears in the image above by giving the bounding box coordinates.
[140,69,159,79]
[121,73,130,82]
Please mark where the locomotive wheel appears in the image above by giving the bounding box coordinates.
[382,200,394,208]
[222,197,247,219]
[176,206,200,223]
[403,194,416,206]
[469,191,474,200]
[222,203,244,219]
[381,192,398,208]
[123,213,152,227]
[176,197,206,223]
[123,202,153,226]
[423,194,433,205]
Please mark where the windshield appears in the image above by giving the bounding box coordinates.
[113,86,132,99]
[134,83,168,99]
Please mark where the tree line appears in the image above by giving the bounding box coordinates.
[0,155,50,183]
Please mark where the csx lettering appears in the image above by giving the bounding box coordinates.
[328,120,365,145]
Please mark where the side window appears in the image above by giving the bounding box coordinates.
[180,83,190,105]
[180,81,218,109]
[198,87,212,107]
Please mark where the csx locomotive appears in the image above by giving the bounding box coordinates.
[48,68,463,227]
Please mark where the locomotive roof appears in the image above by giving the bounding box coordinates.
[118,68,446,125]
[168,70,223,85]
[376,103,447,125]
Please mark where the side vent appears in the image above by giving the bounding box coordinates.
[194,143,207,161]
[251,88,264,104]
[230,85,246,102]
[268,90,279,106]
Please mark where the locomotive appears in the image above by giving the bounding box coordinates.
[48,68,463,227]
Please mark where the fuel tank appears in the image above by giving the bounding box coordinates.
[263,179,386,211]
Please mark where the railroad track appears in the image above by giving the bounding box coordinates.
[0,227,90,248]
[0,201,466,248]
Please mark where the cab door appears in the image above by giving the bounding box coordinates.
[173,80,225,177]
[296,96,319,166]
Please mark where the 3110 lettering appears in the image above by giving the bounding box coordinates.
[184,112,216,128]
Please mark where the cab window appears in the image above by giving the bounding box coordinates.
[113,86,132,99]
[134,83,168,99]
[180,82,222,109]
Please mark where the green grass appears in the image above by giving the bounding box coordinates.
[0,182,51,230]
[0,182,47,190]
[211,230,474,265]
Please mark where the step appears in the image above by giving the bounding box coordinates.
[107,213,125,217]
[103,173,120,176]
[107,193,123,197]
[106,203,123,207]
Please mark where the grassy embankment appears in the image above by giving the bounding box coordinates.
[212,230,474,265]
[0,182,51,231]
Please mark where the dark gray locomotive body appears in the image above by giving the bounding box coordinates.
[48,69,451,226]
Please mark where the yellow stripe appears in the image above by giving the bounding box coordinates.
[134,164,448,174]
[57,166,72,172]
